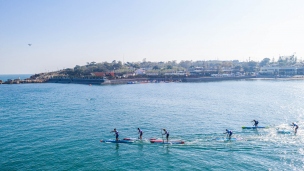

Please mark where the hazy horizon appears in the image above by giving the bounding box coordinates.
[1,0,304,74]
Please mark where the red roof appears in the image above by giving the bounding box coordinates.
[93,72,115,77]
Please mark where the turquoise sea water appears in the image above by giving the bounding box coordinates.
[1,79,304,170]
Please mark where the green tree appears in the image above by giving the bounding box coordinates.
[153,65,160,70]
[133,63,140,69]
[248,61,258,72]
[179,60,192,69]
[260,58,270,67]
[167,65,173,69]
[113,61,123,70]
[234,66,242,70]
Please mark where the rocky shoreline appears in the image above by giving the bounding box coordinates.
[2,75,304,85]
[0,76,255,85]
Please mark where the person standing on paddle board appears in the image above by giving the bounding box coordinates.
[138,128,143,140]
[111,128,119,141]
[252,120,259,127]
[162,129,169,142]
[224,129,233,139]
[292,122,299,134]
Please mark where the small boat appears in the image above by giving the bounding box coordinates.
[100,139,134,143]
[149,138,185,144]
[242,126,267,129]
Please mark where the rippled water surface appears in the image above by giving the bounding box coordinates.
[1,79,304,170]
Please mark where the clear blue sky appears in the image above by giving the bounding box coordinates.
[1,0,304,74]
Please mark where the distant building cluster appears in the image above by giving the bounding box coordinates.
[259,66,304,75]
[2,54,304,85]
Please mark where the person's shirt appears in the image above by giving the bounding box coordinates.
[114,130,119,135]
[293,123,298,127]
[138,129,142,134]
[226,130,232,134]
[163,130,169,135]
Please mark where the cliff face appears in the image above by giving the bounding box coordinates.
[47,77,152,85]
[47,77,110,84]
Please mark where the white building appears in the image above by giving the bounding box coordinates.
[259,67,280,75]
[259,66,297,75]
[134,69,146,75]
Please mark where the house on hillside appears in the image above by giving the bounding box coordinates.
[297,67,304,75]
[92,72,115,78]
[279,67,297,75]
[164,71,188,76]
[259,67,280,75]
[122,73,135,78]
[135,69,145,75]
[259,66,298,75]
[146,72,159,76]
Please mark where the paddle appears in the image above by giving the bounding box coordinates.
[161,129,164,143]
[223,132,228,139]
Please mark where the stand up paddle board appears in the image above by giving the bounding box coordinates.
[149,138,184,144]
[242,126,267,129]
[100,139,134,143]
[123,138,138,141]
[123,138,147,143]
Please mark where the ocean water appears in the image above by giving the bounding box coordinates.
[0,74,32,81]
[1,79,304,170]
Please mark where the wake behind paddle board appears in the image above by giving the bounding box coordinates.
[215,137,239,142]
[149,138,184,144]
[242,126,267,129]
[123,138,147,143]
[277,130,292,134]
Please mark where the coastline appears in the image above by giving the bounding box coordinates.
[45,76,256,85]
[2,75,304,85]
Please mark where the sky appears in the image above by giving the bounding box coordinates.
[1,0,304,74]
